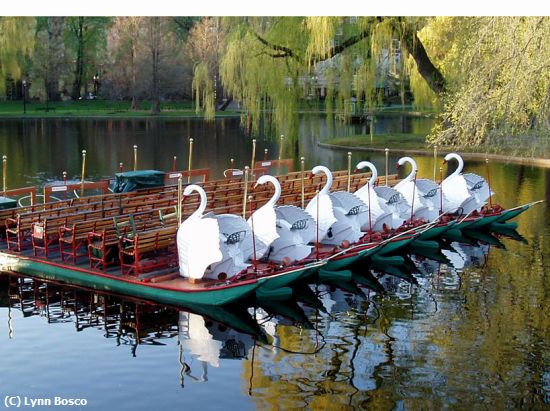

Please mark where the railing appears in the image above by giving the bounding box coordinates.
[164,168,210,185]
[43,180,111,203]
[1,187,38,205]
[254,159,295,175]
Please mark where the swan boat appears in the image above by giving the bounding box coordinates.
[0,157,542,305]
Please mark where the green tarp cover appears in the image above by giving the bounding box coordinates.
[0,196,17,210]
[112,170,165,193]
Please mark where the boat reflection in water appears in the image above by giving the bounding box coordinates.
[0,224,529,397]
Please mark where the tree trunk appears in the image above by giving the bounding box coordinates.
[71,17,85,100]
[401,27,446,95]
[130,96,140,110]
[150,17,161,114]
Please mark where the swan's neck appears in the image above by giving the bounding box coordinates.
[368,164,378,186]
[403,158,417,182]
[317,166,333,195]
[191,188,207,218]
[449,154,464,177]
[265,176,281,207]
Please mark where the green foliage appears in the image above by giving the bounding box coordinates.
[0,17,35,92]
[192,62,215,120]
[215,17,417,139]
[422,17,550,147]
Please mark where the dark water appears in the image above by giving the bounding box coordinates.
[0,117,549,410]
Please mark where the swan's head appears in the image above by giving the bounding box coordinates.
[183,184,204,197]
[254,174,270,188]
[356,161,375,173]
[311,165,328,176]
[443,152,461,164]
[253,174,280,190]
[396,156,416,170]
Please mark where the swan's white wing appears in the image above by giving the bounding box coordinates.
[214,214,255,261]
[330,191,367,216]
[305,193,337,235]
[275,205,316,244]
[354,184,385,216]
[374,186,410,223]
[416,179,441,206]
[442,174,471,212]
[268,228,313,263]
[248,203,279,251]
[177,216,223,279]
[394,180,422,208]
[463,172,493,203]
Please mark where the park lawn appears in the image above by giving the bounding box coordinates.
[0,100,240,118]
[323,133,431,151]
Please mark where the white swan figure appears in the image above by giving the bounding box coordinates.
[250,175,314,263]
[177,185,252,280]
[394,156,435,222]
[441,153,478,214]
[305,165,364,246]
[247,175,280,259]
[442,153,492,214]
[353,161,395,231]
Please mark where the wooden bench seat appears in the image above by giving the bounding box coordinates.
[118,225,178,277]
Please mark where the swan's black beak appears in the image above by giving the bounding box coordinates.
[354,168,359,173]
[396,163,401,170]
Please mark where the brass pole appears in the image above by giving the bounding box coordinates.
[187,138,194,183]
[347,151,352,192]
[277,134,284,175]
[264,148,268,161]
[173,156,177,172]
[300,156,305,209]
[63,171,67,185]
[119,162,123,173]
[2,155,6,193]
[384,148,389,186]
[230,158,234,170]
[80,150,87,196]
[250,139,257,172]
[433,144,438,181]
[133,145,138,171]
[242,166,250,218]
[177,175,183,227]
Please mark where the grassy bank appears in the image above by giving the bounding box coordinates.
[0,100,240,118]
[324,132,550,158]
[323,133,430,151]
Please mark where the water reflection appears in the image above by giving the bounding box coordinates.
[3,221,545,410]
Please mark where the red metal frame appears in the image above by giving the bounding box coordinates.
[59,225,89,264]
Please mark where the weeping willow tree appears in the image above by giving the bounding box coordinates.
[421,17,550,148]
[193,16,550,150]
[0,17,35,93]
[193,17,445,142]
[192,62,216,120]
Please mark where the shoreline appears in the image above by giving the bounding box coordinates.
[318,142,550,168]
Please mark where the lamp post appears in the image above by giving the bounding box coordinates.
[93,73,100,96]
[22,80,27,114]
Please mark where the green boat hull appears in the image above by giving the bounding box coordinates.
[325,245,377,271]
[256,261,325,292]
[0,252,260,306]
[417,221,457,241]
